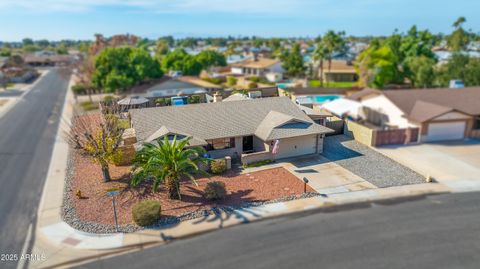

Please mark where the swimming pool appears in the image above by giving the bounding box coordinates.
[296,95,341,105]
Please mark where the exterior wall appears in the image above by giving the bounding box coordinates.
[268,62,285,74]
[316,134,324,153]
[207,137,243,160]
[344,120,375,146]
[253,136,267,152]
[265,72,283,82]
[231,67,244,75]
[360,95,415,128]
[241,151,273,165]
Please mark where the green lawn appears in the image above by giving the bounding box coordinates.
[79,101,98,111]
[308,80,356,88]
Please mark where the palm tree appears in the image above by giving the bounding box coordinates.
[313,42,327,87]
[322,31,347,86]
[131,136,209,199]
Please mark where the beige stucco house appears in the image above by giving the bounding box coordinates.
[128,97,333,165]
[348,88,480,142]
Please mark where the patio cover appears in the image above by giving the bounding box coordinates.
[321,98,362,118]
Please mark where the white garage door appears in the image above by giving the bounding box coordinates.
[274,135,317,159]
[426,121,466,142]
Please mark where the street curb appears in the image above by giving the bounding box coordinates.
[39,187,451,268]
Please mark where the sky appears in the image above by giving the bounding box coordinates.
[1,0,480,41]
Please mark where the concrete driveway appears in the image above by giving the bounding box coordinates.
[282,155,377,195]
[377,140,480,188]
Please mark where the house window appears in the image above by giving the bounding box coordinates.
[206,138,235,151]
[314,119,325,125]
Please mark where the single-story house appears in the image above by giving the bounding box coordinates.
[129,76,223,105]
[129,97,333,165]
[348,88,480,142]
[231,57,284,82]
[320,60,358,83]
[23,54,73,66]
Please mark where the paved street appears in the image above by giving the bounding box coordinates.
[0,69,69,269]
[78,192,480,269]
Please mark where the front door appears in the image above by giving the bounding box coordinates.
[242,136,254,153]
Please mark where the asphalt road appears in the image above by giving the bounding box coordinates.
[78,192,480,269]
[0,69,69,268]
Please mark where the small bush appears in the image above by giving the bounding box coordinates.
[103,95,115,102]
[242,159,273,168]
[132,200,161,226]
[204,181,227,201]
[210,159,227,174]
[227,76,238,86]
[79,101,98,111]
[72,84,87,95]
[248,82,258,89]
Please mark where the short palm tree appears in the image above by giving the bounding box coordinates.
[131,135,209,199]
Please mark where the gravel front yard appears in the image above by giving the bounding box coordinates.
[322,135,425,187]
[68,150,314,226]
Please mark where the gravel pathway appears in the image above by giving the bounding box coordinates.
[322,135,425,187]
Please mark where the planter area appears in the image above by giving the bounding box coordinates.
[63,150,317,233]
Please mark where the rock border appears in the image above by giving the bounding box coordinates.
[62,149,321,234]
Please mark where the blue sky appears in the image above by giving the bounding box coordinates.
[0,0,479,41]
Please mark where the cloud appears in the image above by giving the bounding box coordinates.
[0,0,316,15]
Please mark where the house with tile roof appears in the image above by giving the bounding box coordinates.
[129,97,333,165]
[348,88,480,142]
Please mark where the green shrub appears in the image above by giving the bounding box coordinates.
[72,84,87,95]
[118,119,130,129]
[227,76,238,86]
[204,181,227,200]
[202,77,224,85]
[248,82,258,89]
[210,159,227,174]
[247,76,260,83]
[188,95,201,104]
[103,95,115,102]
[242,159,273,168]
[79,101,98,111]
[132,200,161,226]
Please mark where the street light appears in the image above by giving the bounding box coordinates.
[303,177,309,193]
[106,188,120,232]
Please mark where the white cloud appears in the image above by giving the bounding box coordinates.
[0,0,316,15]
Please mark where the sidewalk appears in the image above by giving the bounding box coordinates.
[27,77,477,268]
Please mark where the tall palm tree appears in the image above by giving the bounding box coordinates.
[313,42,328,87]
[131,136,209,199]
[322,31,347,86]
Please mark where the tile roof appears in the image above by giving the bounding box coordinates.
[130,97,333,144]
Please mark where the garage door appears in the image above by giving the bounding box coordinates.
[274,135,317,159]
[426,122,466,142]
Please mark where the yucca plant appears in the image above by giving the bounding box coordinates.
[131,135,209,199]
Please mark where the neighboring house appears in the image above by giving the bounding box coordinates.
[23,54,73,66]
[320,60,358,83]
[231,57,284,82]
[348,88,480,142]
[129,97,333,165]
[136,76,223,103]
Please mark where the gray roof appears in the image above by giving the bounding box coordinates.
[130,97,333,144]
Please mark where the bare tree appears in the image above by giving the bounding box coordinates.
[66,112,125,182]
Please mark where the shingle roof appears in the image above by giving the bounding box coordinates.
[231,58,280,69]
[348,87,480,122]
[408,101,454,123]
[130,97,333,143]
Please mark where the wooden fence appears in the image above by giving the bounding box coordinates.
[374,128,419,147]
